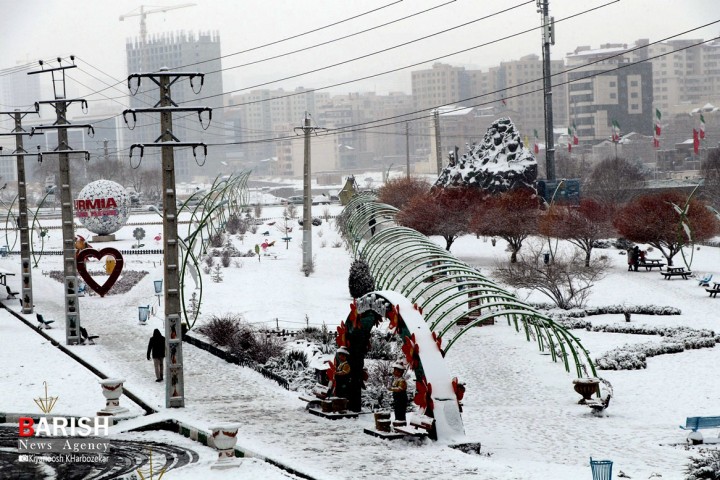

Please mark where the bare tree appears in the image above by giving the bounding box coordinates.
[585,157,645,207]
[540,198,615,267]
[494,242,610,309]
[614,191,719,266]
[377,177,431,210]
[396,187,484,251]
[469,188,541,263]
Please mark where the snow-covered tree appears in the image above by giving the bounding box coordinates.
[396,187,484,251]
[435,117,537,193]
[348,258,375,299]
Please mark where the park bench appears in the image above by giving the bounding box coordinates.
[637,262,665,271]
[698,274,713,287]
[80,327,99,345]
[679,416,720,443]
[36,313,55,329]
[6,285,19,299]
[707,287,720,298]
[392,413,434,438]
[661,269,692,280]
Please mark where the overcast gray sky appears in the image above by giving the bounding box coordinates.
[1,0,718,108]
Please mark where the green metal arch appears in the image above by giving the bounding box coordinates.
[361,227,425,264]
[409,270,501,304]
[364,231,428,273]
[339,195,598,380]
[378,245,451,289]
[390,255,469,294]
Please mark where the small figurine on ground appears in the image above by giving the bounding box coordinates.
[388,362,408,423]
[333,346,351,399]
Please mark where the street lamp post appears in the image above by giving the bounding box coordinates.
[154,280,163,306]
[138,305,150,325]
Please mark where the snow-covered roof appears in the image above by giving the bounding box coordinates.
[439,105,474,116]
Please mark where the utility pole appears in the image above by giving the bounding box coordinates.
[29,57,93,345]
[433,109,442,175]
[123,67,211,408]
[405,122,410,179]
[0,107,42,314]
[294,114,324,276]
[539,0,556,181]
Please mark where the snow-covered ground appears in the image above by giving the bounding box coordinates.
[1,203,719,479]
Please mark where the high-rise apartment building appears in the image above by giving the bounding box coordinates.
[125,31,224,182]
[566,44,653,142]
[627,38,720,114]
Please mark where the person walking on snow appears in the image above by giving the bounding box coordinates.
[147,329,165,382]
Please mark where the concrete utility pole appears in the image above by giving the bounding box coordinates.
[433,109,442,175]
[0,108,42,314]
[405,122,410,179]
[123,68,210,408]
[294,114,324,276]
[29,57,93,345]
[539,0,556,180]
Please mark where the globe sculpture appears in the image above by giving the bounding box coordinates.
[75,180,131,239]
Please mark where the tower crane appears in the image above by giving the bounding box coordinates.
[119,3,196,45]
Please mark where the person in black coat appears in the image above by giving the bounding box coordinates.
[147,329,165,382]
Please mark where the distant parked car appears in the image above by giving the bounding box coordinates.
[298,217,322,227]
[288,196,304,205]
[312,194,331,205]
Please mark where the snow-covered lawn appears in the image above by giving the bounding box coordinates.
[1,205,719,479]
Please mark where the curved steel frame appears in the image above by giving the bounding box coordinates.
[341,193,598,378]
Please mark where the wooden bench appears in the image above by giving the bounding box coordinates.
[637,262,665,271]
[680,416,720,443]
[706,287,720,298]
[661,270,692,280]
[6,285,18,299]
[36,313,55,329]
[393,414,434,438]
[80,327,99,345]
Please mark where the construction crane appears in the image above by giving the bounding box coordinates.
[119,3,196,45]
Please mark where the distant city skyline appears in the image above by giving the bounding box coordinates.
[1,0,718,107]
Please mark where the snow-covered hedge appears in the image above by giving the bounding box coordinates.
[686,448,720,479]
[584,305,681,316]
[594,325,719,370]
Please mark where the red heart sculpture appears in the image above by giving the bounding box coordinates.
[76,248,124,297]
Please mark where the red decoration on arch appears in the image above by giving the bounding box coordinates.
[76,247,124,297]
[336,323,348,348]
[414,379,433,412]
[326,359,336,384]
[348,300,360,329]
[387,305,400,332]
[402,333,420,369]
[432,331,443,352]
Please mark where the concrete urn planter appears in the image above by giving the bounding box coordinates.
[573,377,600,404]
[209,424,241,469]
[98,378,129,416]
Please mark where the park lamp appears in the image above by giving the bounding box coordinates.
[153,280,163,306]
[138,305,150,325]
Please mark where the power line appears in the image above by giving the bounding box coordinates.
[203,33,720,148]
[187,1,537,104]
[201,0,505,77]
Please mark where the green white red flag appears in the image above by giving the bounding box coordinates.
[700,114,706,140]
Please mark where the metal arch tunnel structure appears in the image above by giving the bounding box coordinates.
[340,193,598,379]
[343,291,465,442]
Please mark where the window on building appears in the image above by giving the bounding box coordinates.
[610,93,616,99]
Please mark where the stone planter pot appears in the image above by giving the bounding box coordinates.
[573,377,600,404]
[209,424,241,469]
[321,399,334,412]
[98,378,129,416]
[374,411,391,430]
[376,419,391,432]
[332,397,348,413]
